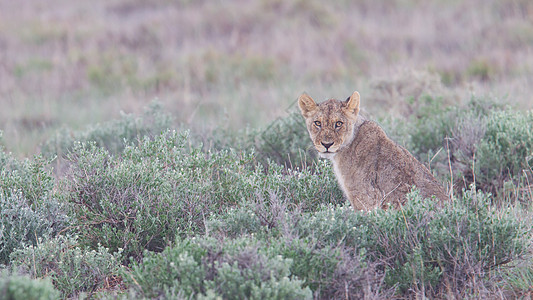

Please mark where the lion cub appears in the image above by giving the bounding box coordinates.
[298,91,449,210]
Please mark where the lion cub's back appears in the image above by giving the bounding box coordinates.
[334,120,449,209]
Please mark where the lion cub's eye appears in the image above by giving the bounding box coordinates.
[335,121,343,129]
[314,121,321,127]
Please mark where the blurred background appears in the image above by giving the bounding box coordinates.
[1,0,532,156]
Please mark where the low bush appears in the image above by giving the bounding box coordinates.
[386,97,533,202]
[475,110,533,196]
[1,97,531,299]
[0,270,59,300]
[60,129,342,261]
[0,149,54,207]
[10,235,122,298]
[386,97,497,164]
[211,188,530,298]
[201,110,317,170]
[204,202,393,299]
[0,140,67,265]
[40,101,173,159]
[268,237,391,299]
[252,111,317,169]
[125,237,312,299]
[242,159,343,211]
[365,189,528,297]
[299,190,529,298]
[60,130,216,261]
[0,193,67,266]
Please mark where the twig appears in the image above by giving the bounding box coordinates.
[446,137,454,201]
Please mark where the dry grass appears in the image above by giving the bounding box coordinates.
[1,0,532,155]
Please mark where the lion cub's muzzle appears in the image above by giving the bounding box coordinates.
[316,141,340,154]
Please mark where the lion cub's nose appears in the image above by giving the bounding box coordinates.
[321,142,334,150]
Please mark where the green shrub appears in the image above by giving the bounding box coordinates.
[60,130,342,261]
[290,189,529,298]
[125,237,312,299]
[208,201,391,299]
[192,125,256,154]
[385,97,533,201]
[0,152,54,207]
[10,235,121,298]
[268,237,390,299]
[208,206,267,238]
[163,187,530,298]
[466,59,497,81]
[0,193,67,265]
[0,270,60,300]
[207,160,346,239]
[203,110,317,170]
[402,95,453,157]
[360,190,528,297]
[60,131,211,261]
[444,106,533,200]
[252,111,317,169]
[0,142,67,265]
[40,101,173,159]
[475,110,533,195]
[296,204,367,249]
[386,97,496,164]
[60,130,259,260]
[235,159,343,211]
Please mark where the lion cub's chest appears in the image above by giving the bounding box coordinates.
[331,157,349,197]
[330,151,377,210]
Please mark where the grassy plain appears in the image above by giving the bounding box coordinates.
[0,0,532,155]
[0,0,532,299]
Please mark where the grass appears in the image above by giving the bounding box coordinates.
[1,0,533,298]
[1,97,532,298]
[1,0,532,156]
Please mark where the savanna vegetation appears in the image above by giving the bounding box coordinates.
[0,0,532,299]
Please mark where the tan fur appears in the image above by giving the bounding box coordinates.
[298,91,449,210]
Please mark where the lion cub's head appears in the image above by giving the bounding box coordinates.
[298,91,360,158]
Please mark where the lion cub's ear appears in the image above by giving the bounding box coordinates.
[298,93,318,118]
[343,91,360,118]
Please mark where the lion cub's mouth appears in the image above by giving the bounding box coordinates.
[315,144,339,158]
[318,151,337,159]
